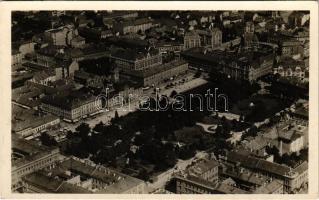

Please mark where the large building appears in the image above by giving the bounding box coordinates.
[121,60,188,87]
[22,158,147,194]
[274,57,308,80]
[110,48,162,71]
[181,45,275,81]
[184,31,201,50]
[40,91,102,122]
[211,28,223,49]
[12,106,60,138]
[113,18,153,35]
[12,136,60,191]
[223,151,308,193]
[44,26,75,46]
[12,49,23,67]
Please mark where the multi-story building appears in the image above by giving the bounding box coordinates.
[110,48,162,71]
[288,11,310,27]
[113,18,153,35]
[12,136,60,191]
[223,151,308,193]
[44,26,74,46]
[12,49,23,67]
[50,11,66,17]
[28,70,56,86]
[13,40,36,57]
[187,159,219,183]
[12,111,60,138]
[121,60,188,87]
[184,31,201,50]
[70,35,85,48]
[274,58,307,80]
[211,28,223,49]
[22,158,147,194]
[244,22,257,47]
[40,91,102,122]
[181,44,274,81]
[156,42,184,54]
[222,49,274,81]
[280,40,304,58]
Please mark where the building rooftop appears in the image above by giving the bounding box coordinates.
[253,179,283,194]
[188,159,219,177]
[46,158,144,193]
[123,59,187,78]
[12,109,59,134]
[226,151,292,177]
[41,90,97,110]
[12,136,59,170]
[111,47,159,61]
[23,172,91,193]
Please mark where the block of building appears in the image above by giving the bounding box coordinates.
[40,90,102,122]
[121,60,188,87]
[12,136,60,191]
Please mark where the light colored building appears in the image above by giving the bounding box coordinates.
[184,31,201,49]
[44,26,74,46]
[113,18,153,35]
[211,28,222,49]
[110,48,162,71]
[70,35,85,48]
[187,159,219,183]
[28,70,56,86]
[12,50,23,66]
[274,58,307,80]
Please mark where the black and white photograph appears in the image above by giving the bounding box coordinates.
[1,2,317,197]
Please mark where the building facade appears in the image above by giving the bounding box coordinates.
[41,93,102,122]
[211,28,223,49]
[184,31,201,49]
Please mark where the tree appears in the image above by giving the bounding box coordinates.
[111,110,120,124]
[246,125,258,137]
[93,121,104,133]
[75,123,91,139]
[170,90,178,98]
[39,132,58,146]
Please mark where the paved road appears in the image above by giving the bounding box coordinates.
[61,76,208,132]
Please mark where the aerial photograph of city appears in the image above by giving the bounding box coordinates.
[11,10,309,194]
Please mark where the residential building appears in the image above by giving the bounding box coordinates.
[44,26,74,46]
[274,58,307,80]
[223,151,308,193]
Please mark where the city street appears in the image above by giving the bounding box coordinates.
[61,76,208,132]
